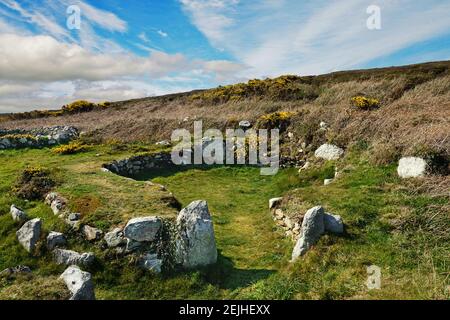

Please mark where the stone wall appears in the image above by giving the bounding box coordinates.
[103,152,175,177]
[0,126,78,150]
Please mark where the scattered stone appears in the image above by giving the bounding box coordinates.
[324,213,344,234]
[53,249,95,267]
[104,228,126,248]
[124,216,162,242]
[319,121,329,130]
[298,161,311,173]
[125,238,142,253]
[324,178,334,186]
[16,218,41,253]
[175,200,217,268]
[269,197,283,209]
[239,120,252,130]
[291,206,325,261]
[60,266,95,300]
[287,132,294,139]
[314,144,344,161]
[67,212,81,221]
[45,192,67,215]
[82,225,103,241]
[47,231,66,250]
[140,253,163,273]
[274,209,284,220]
[397,157,428,178]
[156,140,171,146]
[0,265,31,278]
[10,205,28,222]
[100,167,110,173]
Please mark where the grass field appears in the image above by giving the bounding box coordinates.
[0,143,447,299]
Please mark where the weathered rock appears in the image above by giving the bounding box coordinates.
[124,216,162,242]
[298,161,310,173]
[10,205,28,222]
[60,265,95,300]
[274,209,284,220]
[125,238,142,253]
[397,157,428,178]
[319,121,329,130]
[16,218,41,253]
[104,228,126,247]
[269,197,283,209]
[53,249,95,267]
[239,120,252,130]
[324,178,334,185]
[314,144,344,161]
[82,225,103,241]
[324,213,344,234]
[140,253,163,273]
[0,265,31,278]
[47,231,67,250]
[175,200,217,268]
[291,206,325,261]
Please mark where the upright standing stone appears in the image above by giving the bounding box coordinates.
[16,218,41,253]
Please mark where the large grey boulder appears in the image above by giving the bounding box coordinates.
[140,253,163,274]
[53,249,95,267]
[314,144,344,160]
[60,265,95,300]
[16,218,41,253]
[104,228,126,248]
[291,206,325,261]
[175,200,217,268]
[324,213,344,234]
[10,205,28,222]
[46,231,66,250]
[397,157,428,178]
[124,216,162,242]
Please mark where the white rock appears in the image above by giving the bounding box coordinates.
[269,197,283,209]
[16,218,41,253]
[239,120,252,130]
[314,144,344,160]
[53,249,95,267]
[47,231,66,250]
[324,178,334,186]
[10,205,27,222]
[324,213,344,234]
[319,121,329,130]
[124,216,162,242]
[82,225,103,241]
[60,266,95,300]
[140,253,163,273]
[175,200,217,268]
[397,157,428,178]
[291,206,325,261]
[298,161,311,173]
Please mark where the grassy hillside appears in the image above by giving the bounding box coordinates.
[0,61,449,299]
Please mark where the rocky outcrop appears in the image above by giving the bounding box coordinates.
[10,205,27,222]
[175,200,217,268]
[0,126,78,150]
[53,249,95,267]
[47,231,67,250]
[60,266,95,300]
[314,144,344,161]
[124,217,162,242]
[397,157,428,178]
[16,218,41,253]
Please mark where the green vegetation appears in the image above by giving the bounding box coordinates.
[0,144,447,299]
[12,167,55,200]
[351,96,380,110]
[52,141,86,155]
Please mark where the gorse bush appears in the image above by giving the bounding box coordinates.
[256,111,296,131]
[52,141,86,155]
[13,167,55,200]
[62,100,97,113]
[191,75,319,103]
[351,96,380,110]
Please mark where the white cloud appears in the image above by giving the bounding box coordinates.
[157,30,168,37]
[180,0,450,77]
[77,1,127,32]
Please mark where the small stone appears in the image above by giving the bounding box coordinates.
[104,228,126,248]
[314,144,344,161]
[0,265,32,278]
[47,231,66,250]
[82,225,103,241]
[324,213,344,234]
[10,205,28,222]
[124,216,162,242]
[269,197,283,209]
[274,209,285,220]
[53,249,95,267]
[324,178,334,185]
[239,120,252,130]
[397,157,428,178]
[140,253,163,273]
[60,266,95,300]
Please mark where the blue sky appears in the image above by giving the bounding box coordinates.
[0,0,449,112]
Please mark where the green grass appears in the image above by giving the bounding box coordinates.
[0,146,448,300]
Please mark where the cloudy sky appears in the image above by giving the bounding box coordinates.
[0,0,449,113]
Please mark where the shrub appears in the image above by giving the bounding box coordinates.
[13,167,55,200]
[370,142,400,165]
[52,141,86,155]
[256,111,296,130]
[62,100,97,113]
[351,96,380,110]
